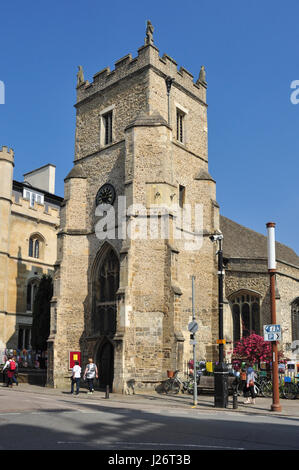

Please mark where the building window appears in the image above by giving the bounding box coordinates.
[229,291,261,342]
[291,298,299,342]
[179,185,185,208]
[93,246,119,336]
[28,234,44,259]
[18,326,31,350]
[103,111,113,145]
[176,110,184,143]
[23,188,44,207]
[26,279,39,312]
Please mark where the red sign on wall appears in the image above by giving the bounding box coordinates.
[69,351,81,369]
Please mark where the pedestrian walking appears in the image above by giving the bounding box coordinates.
[240,367,247,398]
[3,356,17,389]
[244,364,256,404]
[83,358,98,394]
[2,360,8,385]
[71,360,81,396]
[11,356,18,386]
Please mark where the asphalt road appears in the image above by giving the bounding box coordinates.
[1,386,299,451]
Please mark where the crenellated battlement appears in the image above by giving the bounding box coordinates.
[76,40,207,106]
[0,145,14,164]
[12,193,60,221]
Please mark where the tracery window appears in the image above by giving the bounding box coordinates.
[28,234,44,259]
[291,298,299,342]
[230,292,261,342]
[93,248,119,336]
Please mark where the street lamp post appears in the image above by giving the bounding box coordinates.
[210,232,229,408]
[266,222,282,412]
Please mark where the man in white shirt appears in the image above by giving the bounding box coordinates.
[71,361,81,395]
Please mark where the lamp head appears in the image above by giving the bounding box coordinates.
[209,233,223,243]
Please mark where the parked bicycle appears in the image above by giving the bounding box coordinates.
[249,376,299,400]
[182,370,201,395]
[282,379,299,400]
[163,370,184,394]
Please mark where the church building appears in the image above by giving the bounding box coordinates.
[47,23,299,391]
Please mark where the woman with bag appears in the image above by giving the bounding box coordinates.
[244,364,256,404]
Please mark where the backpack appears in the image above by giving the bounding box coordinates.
[9,360,16,371]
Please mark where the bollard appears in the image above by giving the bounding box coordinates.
[233,389,238,409]
[105,385,109,399]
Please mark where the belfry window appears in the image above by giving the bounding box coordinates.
[176,110,184,143]
[229,292,261,342]
[103,111,113,145]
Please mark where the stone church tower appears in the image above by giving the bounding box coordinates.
[47,23,220,391]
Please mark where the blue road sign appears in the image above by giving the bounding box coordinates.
[264,324,281,341]
[264,324,281,333]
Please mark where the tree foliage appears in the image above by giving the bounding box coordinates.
[31,275,53,351]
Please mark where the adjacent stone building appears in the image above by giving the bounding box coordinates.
[221,216,299,363]
[0,146,62,355]
[47,24,299,391]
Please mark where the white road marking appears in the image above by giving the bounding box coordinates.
[57,440,244,450]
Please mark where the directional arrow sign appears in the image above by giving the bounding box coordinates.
[264,324,281,333]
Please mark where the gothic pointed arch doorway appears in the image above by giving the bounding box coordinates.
[96,339,114,390]
[92,244,120,391]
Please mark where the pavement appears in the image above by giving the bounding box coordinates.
[1,382,299,418]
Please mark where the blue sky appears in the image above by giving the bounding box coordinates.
[1,0,298,254]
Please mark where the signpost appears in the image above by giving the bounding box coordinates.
[266,222,282,412]
[264,325,282,342]
[189,276,198,406]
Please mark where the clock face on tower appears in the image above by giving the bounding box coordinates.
[95,183,116,206]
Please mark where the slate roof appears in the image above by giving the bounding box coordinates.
[64,164,86,181]
[220,215,299,267]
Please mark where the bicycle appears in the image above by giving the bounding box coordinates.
[260,379,273,398]
[282,379,299,400]
[258,377,299,399]
[182,370,201,395]
[163,370,184,394]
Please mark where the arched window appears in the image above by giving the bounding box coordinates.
[242,303,250,337]
[93,247,119,336]
[34,239,39,258]
[229,291,261,342]
[26,279,39,312]
[28,234,44,259]
[232,303,241,343]
[291,298,299,342]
